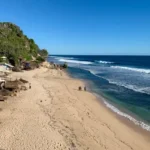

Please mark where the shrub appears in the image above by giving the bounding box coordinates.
[38,49,48,57]
[36,56,45,63]
[25,54,32,61]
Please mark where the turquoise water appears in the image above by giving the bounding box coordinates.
[48,55,150,131]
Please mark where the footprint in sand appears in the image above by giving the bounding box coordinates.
[52,141,67,150]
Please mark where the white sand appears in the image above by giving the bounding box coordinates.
[0,67,149,150]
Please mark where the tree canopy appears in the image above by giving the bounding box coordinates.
[0,22,48,65]
[38,49,48,57]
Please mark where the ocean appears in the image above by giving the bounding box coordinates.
[48,55,150,131]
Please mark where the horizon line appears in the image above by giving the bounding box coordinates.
[49,54,150,56]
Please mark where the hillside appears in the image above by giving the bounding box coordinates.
[0,22,48,65]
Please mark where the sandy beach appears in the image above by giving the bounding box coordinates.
[0,67,150,150]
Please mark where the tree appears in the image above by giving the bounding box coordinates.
[38,49,48,57]
[0,22,45,65]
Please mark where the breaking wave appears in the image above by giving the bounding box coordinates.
[108,80,150,95]
[98,60,114,64]
[111,66,150,74]
[85,68,150,95]
[59,58,93,65]
[103,100,150,131]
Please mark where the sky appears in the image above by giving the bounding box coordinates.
[0,0,150,55]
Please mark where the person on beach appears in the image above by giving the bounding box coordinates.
[84,86,86,91]
[78,86,82,91]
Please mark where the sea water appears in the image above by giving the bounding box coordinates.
[48,55,150,131]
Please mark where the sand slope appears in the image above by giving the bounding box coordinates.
[0,68,149,150]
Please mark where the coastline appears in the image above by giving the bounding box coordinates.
[91,92,150,139]
[0,67,150,150]
[67,70,150,137]
[67,66,150,132]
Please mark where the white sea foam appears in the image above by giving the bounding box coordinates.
[68,66,150,131]
[59,59,93,65]
[98,60,114,64]
[111,66,150,74]
[86,68,150,131]
[103,100,150,131]
[108,80,150,95]
[85,68,107,79]
[85,68,150,95]
[89,70,99,75]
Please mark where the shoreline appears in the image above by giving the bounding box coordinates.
[65,69,150,144]
[67,67,150,133]
[67,72,150,137]
[92,92,150,139]
[0,67,150,149]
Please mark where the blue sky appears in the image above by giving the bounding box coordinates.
[0,0,150,55]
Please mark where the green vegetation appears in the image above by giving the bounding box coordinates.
[36,56,45,63]
[38,49,48,57]
[0,22,48,65]
[61,62,68,68]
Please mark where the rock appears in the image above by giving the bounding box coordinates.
[12,66,22,72]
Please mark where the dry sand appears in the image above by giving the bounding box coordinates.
[0,67,150,150]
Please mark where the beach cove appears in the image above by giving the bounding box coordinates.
[0,65,149,150]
